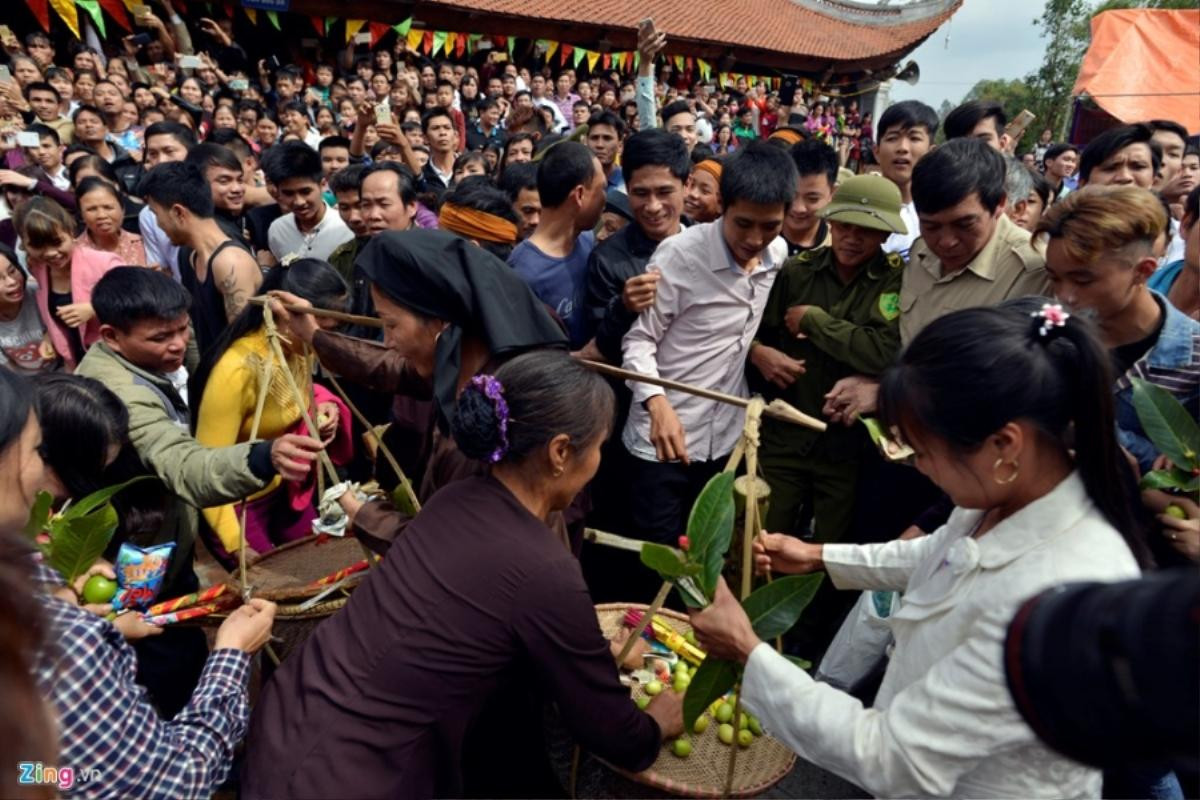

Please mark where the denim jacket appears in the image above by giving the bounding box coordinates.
[1114,292,1200,473]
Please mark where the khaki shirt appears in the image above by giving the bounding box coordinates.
[900,214,1048,345]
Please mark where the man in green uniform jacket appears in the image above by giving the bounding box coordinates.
[77,266,323,716]
[749,174,907,544]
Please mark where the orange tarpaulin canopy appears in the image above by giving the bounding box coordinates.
[1073,8,1200,134]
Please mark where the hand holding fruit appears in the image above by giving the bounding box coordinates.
[643,685,685,739]
[1158,497,1199,561]
[688,578,760,665]
[316,401,339,443]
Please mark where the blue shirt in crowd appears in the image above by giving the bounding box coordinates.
[508,231,596,348]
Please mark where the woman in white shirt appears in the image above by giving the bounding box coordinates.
[690,298,1149,799]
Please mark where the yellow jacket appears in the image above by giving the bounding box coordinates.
[195,328,311,552]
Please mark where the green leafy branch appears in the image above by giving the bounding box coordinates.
[639,472,823,728]
[24,477,150,585]
[1132,378,1199,494]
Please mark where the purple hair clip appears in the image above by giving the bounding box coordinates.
[470,374,510,463]
[1032,302,1070,338]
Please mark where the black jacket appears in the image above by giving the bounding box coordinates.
[585,221,671,363]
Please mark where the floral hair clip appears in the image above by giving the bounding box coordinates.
[1031,303,1070,338]
[469,374,510,463]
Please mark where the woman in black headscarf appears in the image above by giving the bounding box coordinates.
[269,229,569,554]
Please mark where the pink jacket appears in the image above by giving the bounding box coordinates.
[31,244,123,371]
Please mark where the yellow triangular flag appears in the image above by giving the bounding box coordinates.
[546,41,559,62]
[49,0,80,38]
[406,28,422,52]
[445,32,457,56]
[586,50,600,71]
[345,19,366,44]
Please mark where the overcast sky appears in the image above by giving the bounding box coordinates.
[888,0,1050,110]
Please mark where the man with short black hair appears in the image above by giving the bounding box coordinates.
[943,99,1010,151]
[622,141,796,544]
[465,97,504,152]
[280,99,321,149]
[1079,123,1161,190]
[186,143,253,251]
[1042,142,1078,202]
[419,107,458,197]
[139,161,262,354]
[77,265,318,716]
[23,81,73,144]
[783,139,838,255]
[434,80,468,152]
[22,122,69,191]
[508,141,606,348]
[138,121,196,276]
[1147,119,1188,191]
[586,128,690,363]
[587,111,626,192]
[72,104,141,192]
[318,135,351,181]
[661,100,699,150]
[873,100,938,259]
[571,99,592,129]
[497,161,541,242]
[265,141,352,262]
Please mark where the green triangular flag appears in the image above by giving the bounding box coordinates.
[572,46,585,67]
[432,30,447,55]
[266,10,281,30]
[77,0,106,38]
[325,16,337,34]
[507,35,516,57]
[394,16,412,36]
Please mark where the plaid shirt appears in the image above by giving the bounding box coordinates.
[31,561,251,799]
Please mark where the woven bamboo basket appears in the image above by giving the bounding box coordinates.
[216,536,370,662]
[594,603,796,798]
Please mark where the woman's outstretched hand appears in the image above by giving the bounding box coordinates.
[753,533,823,576]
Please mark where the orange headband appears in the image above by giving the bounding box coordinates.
[769,128,804,146]
[438,202,518,245]
[693,160,723,182]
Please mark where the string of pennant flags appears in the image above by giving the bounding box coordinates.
[23,0,826,92]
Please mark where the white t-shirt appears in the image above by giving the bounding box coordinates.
[882,201,920,261]
[268,206,353,263]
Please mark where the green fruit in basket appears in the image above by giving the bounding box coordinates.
[1165,504,1187,520]
[636,695,651,710]
[692,715,710,734]
[748,715,763,736]
[738,714,749,730]
[716,702,733,723]
[684,629,697,646]
[718,723,735,745]
[644,680,663,696]
[672,738,693,758]
[82,575,118,604]
[673,676,691,693]
[673,660,689,674]
[738,729,753,748]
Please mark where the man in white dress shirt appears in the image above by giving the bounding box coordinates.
[621,141,797,545]
[266,141,352,264]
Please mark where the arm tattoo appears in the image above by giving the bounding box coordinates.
[219,268,248,322]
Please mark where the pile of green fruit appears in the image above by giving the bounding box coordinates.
[635,686,766,759]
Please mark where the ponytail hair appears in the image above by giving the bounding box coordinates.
[879,298,1150,566]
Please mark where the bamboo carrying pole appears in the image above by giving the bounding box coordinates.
[247,296,383,329]
[580,360,827,432]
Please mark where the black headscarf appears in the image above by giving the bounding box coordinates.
[356,229,568,431]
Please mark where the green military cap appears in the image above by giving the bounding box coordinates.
[820,174,907,234]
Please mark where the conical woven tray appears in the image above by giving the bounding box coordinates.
[594,603,796,798]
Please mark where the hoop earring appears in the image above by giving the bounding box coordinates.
[993,458,1019,485]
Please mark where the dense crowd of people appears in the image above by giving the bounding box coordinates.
[0,9,1197,800]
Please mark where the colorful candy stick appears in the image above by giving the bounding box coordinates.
[145,584,228,616]
[305,559,370,590]
[143,602,226,626]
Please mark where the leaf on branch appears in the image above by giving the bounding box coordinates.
[742,574,824,641]
[686,471,736,600]
[1132,378,1200,471]
[683,656,738,729]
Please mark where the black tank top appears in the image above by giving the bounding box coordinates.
[182,239,251,358]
